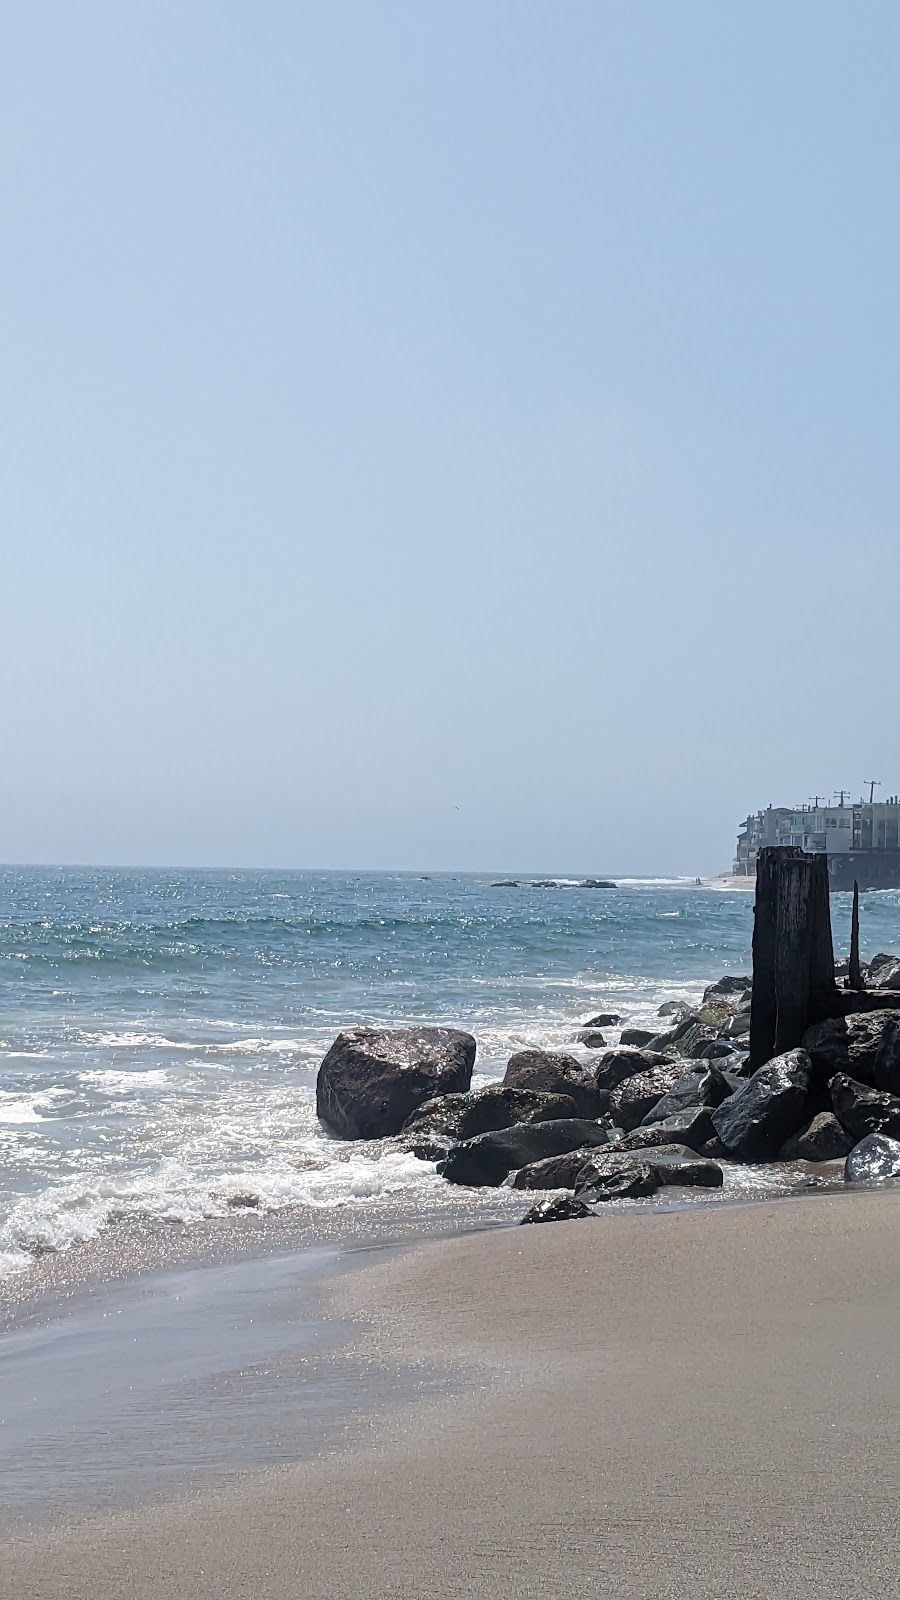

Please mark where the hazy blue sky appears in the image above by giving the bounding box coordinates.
[2,2,898,873]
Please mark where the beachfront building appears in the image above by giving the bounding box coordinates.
[735,794,900,890]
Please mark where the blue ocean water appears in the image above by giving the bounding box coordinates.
[0,868,897,1280]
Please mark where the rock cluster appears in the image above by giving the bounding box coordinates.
[314,965,900,1219]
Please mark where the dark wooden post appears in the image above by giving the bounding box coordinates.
[849,880,864,991]
[750,847,836,1069]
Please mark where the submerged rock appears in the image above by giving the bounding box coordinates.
[520,1194,593,1224]
[830,1074,900,1142]
[608,1062,686,1131]
[574,1030,607,1049]
[844,1133,900,1183]
[441,1118,610,1187]
[316,1026,476,1140]
[778,1112,855,1163]
[400,1085,577,1142]
[711,1049,812,1160]
[619,1027,656,1048]
[501,1050,606,1118]
[582,1013,621,1028]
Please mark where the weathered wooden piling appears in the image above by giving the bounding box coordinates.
[849,880,864,991]
[749,847,836,1069]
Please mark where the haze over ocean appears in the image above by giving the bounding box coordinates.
[2,3,900,874]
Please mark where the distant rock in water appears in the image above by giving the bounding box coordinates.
[529,880,558,888]
[579,879,616,889]
[491,881,520,888]
[316,1026,476,1140]
[582,1013,621,1028]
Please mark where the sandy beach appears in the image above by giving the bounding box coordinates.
[3,1189,898,1598]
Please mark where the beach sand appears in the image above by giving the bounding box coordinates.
[2,1190,899,1597]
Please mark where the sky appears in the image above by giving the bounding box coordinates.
[1,2,899,874]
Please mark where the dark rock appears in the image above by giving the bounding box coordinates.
[573,1030,607,1049]
[873,1015,900,1096]
[491,880,520,888]
[829,1074,900,1142]
[579,880,616,889]
[510,1148,602,1189]
[405,1134,456,1162]
[606,1106,717,1152]
[400,1086,578,1142]
[867,953,900,987]
[582,1013,621,1028]
[802,1011,900,1088]
[844,1133,900,1184]
[501,1049,607,1118]
[698,1039,746,1062]
[710,1048,813,1160]
[698,1134,729,1159]
[573,1155,660,1204]
[530,880,558,888]
[657,1001,691,1019]
[640,1064,733,1126]
[520,1194,593,1224]
[720,1009,752,1039]
[441,1118,610,1187]
[643,1147,724,1188]
[226,1192,260,1209]
[703,975,752,1003]
[619,1027,656,1048]
[670,1021,720,1059]
[608,1062,687,1131]
[316,1026,476,1140]
[594,1047,673,1094]
[778,1112,856,1163]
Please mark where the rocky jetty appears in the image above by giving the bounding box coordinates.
[313,859,900,1222]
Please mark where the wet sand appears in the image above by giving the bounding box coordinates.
[2,1189,899,1597]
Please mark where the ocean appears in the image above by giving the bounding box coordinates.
[1,867,897,1284]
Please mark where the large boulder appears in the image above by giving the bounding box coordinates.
[844,1133,900,1183]
[520,1194,593,1225]
[619,1027,656,1048]
[641,1146,724,1188]
[400,1086,577,1143]
[711,1049,812,1160]
[441,1118,610,1188]
[593,1047,673,1094]
[778,1112,856,1163]
[867,953,900,989]
[669,1021,721,1059]
[608,1062,687,1131]
[802,1011,899,1088]
[501,1050,606,1118]
[317,1027,476,1139]
[829,1074,900,1142]
[703,975,752,1003]
[640,1064,734,1126]
[573,1030,607,1049]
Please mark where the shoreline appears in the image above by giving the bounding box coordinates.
[2,1186,898,1596]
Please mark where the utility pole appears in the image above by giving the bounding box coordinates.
[865,780,881,805]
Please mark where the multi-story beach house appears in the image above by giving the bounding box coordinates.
[734,795,900,889]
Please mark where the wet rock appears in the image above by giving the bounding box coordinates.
[441,1118,610,1187]
[619,1027,656,1048]
[657,1001,691,1020]
[608,1062,687,1131]
[400,1086,578,1142]
[582,1013,621,1027]
[778,1112,856,1163]
[580,880,616,889]
[501,1049,607,1118]
[317,1026,476,1140]
[720,1009,752,1040]
[594,1047,673,1094]
[670,1021,721,1059]
[573,1155,660,1203]
[643,1147,724,1188]
[606,1106,717,1153]
[711,1049,813,1160]
[829,1074,900,1142]
[640,1064,734,1126]
[698,1039,747,1063]
[510,1148,603,1190]
[802,1011,899,1088]
[775,1113,851,1164]
[703,975,752,1003]
[226,1192,260,1209]
[844,1132,900,1183]
[405,1134,456,1163]
[520,1194,593,1224]
[574,1030,607,1049]
[491,880,520,888]
[698,1134,729,1159]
